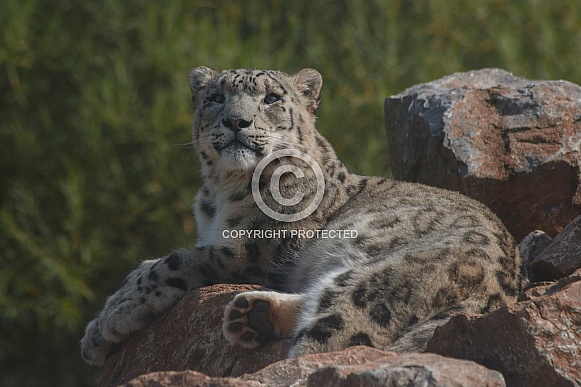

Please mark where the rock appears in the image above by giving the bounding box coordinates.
[384,68,581,240]
[122,347,506,387]
[529,215,581,281]
[241,346,393,387]
[519,230,553,263]
[305,351,505,387]
[121,370,262,387]
[99,284,292,387]
[427,270,581,387]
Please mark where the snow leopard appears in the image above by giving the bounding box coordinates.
[81,67,523,365]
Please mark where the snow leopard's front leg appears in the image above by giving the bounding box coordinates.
[81,246,237,365]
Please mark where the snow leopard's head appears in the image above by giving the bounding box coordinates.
[189,67,322,174]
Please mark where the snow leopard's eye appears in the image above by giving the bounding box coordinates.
[209,93,225,104]
[264,93,281,105]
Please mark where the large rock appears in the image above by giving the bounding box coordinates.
[122,347,506,387]
[529,215,581,281]
[100,284,292,387]
[384,68,581,240]
[427,270,581,386]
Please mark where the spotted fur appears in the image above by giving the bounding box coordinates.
[81,67,523,365]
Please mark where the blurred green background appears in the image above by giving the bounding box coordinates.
[1,0,580,385]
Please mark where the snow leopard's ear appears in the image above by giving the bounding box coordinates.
[189,66,218,107]
[292,68,323,113]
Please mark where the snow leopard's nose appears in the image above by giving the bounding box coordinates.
[222,118,252,133]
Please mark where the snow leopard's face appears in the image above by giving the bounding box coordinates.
[189,67,322,173]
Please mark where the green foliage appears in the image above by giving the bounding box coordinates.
[0,1,580,385]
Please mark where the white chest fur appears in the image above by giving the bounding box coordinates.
[195,190,243,248]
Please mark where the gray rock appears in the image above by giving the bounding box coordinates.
[529,215,581,281]
[519,230,553,263]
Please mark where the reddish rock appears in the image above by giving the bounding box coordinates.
[305,351,505,387]
[122,347,505,387]
[427,270,581,386]
[100,284,291,387]
[529,215,581,281]
[121,370,261,387]
[241,346,393,387]
[384,68,581,240]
